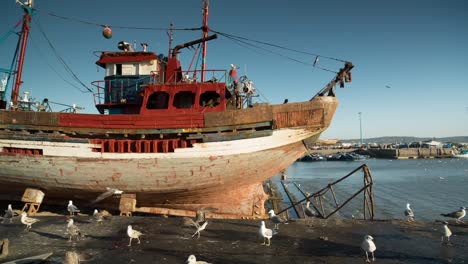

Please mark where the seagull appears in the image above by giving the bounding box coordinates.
[93,209,104,224]
[304,201,318,218]
[3,204,16,223]
[21,212,39,230]
[127,225,143,246]
[191,220,208,239]
[441,206,466,223]
[66,219,82,242]
[259,221,274,246]
[186,254,211,264]
[361,235,376,262]
[196,208,206,224]
[404,203,415,222]
[65,251,80,264]
[268,209,288,229]
[91,187,124,203]
[67,200,80,216]
[440,221,452,245]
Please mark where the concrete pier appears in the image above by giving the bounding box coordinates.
[1,211,467,263]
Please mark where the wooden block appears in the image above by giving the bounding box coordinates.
[21,188,45,204]
[119,194,136,216]
[0,238,9,258]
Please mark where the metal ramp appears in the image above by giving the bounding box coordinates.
[278,164,375,220]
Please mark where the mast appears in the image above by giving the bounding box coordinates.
[167,21,174,58]
[201,0,209,82]
[11,0,34,106]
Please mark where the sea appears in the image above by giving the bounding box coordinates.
[273,158,468,221]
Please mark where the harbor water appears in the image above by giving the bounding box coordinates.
[277,158,468,221]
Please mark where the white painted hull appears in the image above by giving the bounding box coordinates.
[0,128,322,216]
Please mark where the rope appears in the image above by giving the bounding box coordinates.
[47,12,202,31]
[34,19,93,93]
[210,29,348,62]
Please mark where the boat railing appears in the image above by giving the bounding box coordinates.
[92,76,151,105]
[154,70,227,84]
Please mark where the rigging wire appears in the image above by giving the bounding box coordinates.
[216,31,338,74]
[34,19,93,93]
[47,12,202,31]
[210,29,347,63]
[28,33,88,93]
[218,31,315,67]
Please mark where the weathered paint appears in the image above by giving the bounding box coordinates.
[0,128,320,217]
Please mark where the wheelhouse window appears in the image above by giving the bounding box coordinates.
[116,64,122,76]
[200,91,221,108]
[147,91,170,109]
[173,91,195,109]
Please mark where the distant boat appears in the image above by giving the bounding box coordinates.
[452,149,468,158]
[327,152,369,161]
[297,153,325,162]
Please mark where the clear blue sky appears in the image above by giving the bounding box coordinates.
[1,0,467,139]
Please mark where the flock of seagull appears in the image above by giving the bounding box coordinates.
[1,198,467,263]
[260,203,466,263]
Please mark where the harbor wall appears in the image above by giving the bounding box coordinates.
[310,148,454,159]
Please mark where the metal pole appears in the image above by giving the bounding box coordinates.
[201,0,209,82]
[11,2,33,106]
[359,112,363,147]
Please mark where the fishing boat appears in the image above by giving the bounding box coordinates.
[452,149,468,158]
[0,1,354,218]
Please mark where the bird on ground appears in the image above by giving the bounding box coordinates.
[440,221,452,245]
[93,209,104,224]
[268,209,288,229]
[441,206,466,223]
[67,200,80,216]
[21,212,39,230]
[259,221,274,246]
[304,200,318,218]
[66,219,82,242]
[361,235,377,263]
[3,204,16,223]
[91,187,124,203]
[127,225,143,246]
[404,203,415,222]
[186,254,211,264]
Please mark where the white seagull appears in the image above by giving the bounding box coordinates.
[21,212,39,230]
[3,204,16,223]
[191,220,208,239]
[304,201,318,218]
[66,219,82,242]
[67,200,80,216]
[440,221,452,245]
[404,203,415,222]
[186,254,211,264]
[127,225,143,246]
[268,209,288,229]
[93,209,104,224]
[361,235,377,262]
[259,221,274,246]
[441,206,466,223]
[91,187,124,203]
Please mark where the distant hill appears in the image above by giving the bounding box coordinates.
[339,136,468,144]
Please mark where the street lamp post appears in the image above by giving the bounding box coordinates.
[358,112,363,147]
